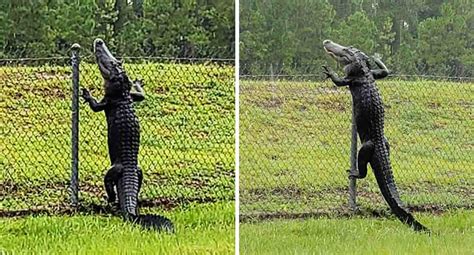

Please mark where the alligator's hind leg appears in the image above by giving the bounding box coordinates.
[352,141,374,179]
[104,164,123,203]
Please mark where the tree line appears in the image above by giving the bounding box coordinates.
[0,0,234,59]
[241,0,473,77]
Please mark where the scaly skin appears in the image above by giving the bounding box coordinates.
[82,39,173,232]
[322,40,429,232]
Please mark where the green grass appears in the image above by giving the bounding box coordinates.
[0,202,234,254]
[240,79,473,214]
[240,210,474,255]
[0,61,235,210]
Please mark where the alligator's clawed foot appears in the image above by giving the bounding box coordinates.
[103,193,117,204]
[322,65,334,79]
[103,201,120,215]
[347,169,364,179]
[107,196,117,204]
[132,79,144,87]
[81,88,92,102]
[349,174,364,179]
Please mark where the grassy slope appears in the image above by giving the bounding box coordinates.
[240,79,473,214]
[241,210,473,255]
[0,202,234,254]
[0,61,235,209]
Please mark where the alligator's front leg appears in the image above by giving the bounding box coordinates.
[371,57,389,80]
[322,65,351,86]
[130,79,145,102]
[82,88,108,112]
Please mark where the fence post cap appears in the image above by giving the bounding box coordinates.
[71,43,81,51]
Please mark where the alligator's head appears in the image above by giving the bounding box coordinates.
[94,38,131,94]
[323,40,371,76]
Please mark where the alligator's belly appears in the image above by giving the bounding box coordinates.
[351,85,385,142]
[109,105,140,164]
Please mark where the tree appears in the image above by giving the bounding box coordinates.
[417,2,472,76]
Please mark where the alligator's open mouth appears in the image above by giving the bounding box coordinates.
[94,38,123,80]
[323,40,353,65]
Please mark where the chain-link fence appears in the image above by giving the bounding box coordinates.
[240,71,473,220]
[0,53,235,216]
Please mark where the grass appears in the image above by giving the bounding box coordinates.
[240,209,474,255]
[0,202,234,254]
[0,60,235,210]
[240,79,473,214]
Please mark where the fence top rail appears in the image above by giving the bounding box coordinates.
[240,73,474,81]
[0,56,235,63]
[0,57,70,61]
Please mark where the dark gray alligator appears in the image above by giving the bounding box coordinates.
[81,38,173,232]
[322,40,429,232]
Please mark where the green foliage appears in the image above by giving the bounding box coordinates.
[0,0,234,58]
[240,0,336,74]
[332,11,378,52]
[417,2,473,76]
[241,0,474,76]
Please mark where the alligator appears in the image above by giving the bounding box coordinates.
[322,40,430,232]
[81,38,173,232]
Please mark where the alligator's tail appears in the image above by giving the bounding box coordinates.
[128,214,174,232]
[372,144,430,233]
[118,168,174,232]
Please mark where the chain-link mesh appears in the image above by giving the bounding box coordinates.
[240,72,473,219]
[1,58,72,214]
[0,56,235,215]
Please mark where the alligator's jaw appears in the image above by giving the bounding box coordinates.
[323,40,353,65]
[94,38,123,79]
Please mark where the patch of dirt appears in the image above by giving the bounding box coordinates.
[456,99,473,108]
[243,183,473,220]
[316,100,347,112]
[252,97,284,109]
[1,176,230,214]
[31,87,67,99]
[427,102,441,109]
[35,71,70,80]
[154,86,169,94]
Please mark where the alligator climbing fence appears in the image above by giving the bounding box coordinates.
[239,68,473,220]
[0,51,235,216]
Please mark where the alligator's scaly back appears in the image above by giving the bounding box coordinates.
[322,40,429,232]
[82,39,173,232]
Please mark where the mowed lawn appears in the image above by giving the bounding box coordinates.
[0,202,234,254]
[240,210,473,255]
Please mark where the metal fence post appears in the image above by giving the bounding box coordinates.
[348,104,358,212]
[70,43,81,206]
